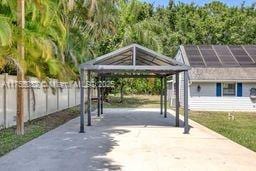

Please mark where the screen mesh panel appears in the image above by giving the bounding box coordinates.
[213,45,239,66]
[184,45,205,67]
[198,45,221,67]
[243,45,256,63]
[228,45,254,66]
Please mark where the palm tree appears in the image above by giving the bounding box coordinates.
[0,16,13,68]
[0,0,76,135]
[63,0,118,63]
[16,0,25,135]
[117,0,162,51]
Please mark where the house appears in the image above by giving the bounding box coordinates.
[169,45,256,111]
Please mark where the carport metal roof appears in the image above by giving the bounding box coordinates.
[79,44,190,134]
[80,44,190,75]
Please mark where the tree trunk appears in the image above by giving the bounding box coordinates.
[16,0,25,135]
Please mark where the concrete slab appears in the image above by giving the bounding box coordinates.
[0,108,255,171]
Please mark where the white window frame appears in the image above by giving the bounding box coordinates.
[222,82,237,97]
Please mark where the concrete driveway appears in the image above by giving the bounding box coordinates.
[0,108,256,171]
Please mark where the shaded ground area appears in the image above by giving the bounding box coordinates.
[0,107,81,157]
[0,108,255,171]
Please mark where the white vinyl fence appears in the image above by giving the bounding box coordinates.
[0,74,95,130]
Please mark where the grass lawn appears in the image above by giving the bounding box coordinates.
[189,111,256,152]
[0,107,80,157]
[107,95,256,152]
[105,94,160,108]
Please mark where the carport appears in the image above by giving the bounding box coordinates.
[79,44,190,133]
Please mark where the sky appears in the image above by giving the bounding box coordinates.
[141,0,256,7]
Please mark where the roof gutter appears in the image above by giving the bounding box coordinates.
[190,80,256,83]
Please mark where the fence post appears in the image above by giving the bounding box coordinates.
[68,82,70,108]
[74,85,77,105]
[46,84,48,115]
[27,77,31,121]
[3,73,7,128]
[57,81,59,110]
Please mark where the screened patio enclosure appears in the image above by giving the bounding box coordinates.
[79,44,191,133]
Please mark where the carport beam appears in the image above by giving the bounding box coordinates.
[164,76,167,118]
[175,73,180,127]
[184,71,189,134]
[79,69,85,133]
[97,77,101,117]
[101,77,104,114]
[160,77,163,115]
[87,71,92,126]
[133,45,136,65]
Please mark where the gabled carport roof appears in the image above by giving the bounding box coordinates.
[80,44,190,75]
[79,44,190,135]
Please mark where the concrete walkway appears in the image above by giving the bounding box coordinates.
[0,108,256,171]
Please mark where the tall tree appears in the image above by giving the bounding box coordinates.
[16,0,25,135]
[0,0,77,134]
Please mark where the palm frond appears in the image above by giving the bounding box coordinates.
[0,16,12,46]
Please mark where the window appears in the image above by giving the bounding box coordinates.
[223,83,236,96]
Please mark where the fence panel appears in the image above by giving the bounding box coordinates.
[59,88,69,110]
[47,88,58,114]
[0,74,94,130]
[6,75,17,127]
[69,88,76,107]
[76,88,80,105]
[30,88,47,120]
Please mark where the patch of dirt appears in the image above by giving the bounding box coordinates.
[27,106,80,132]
